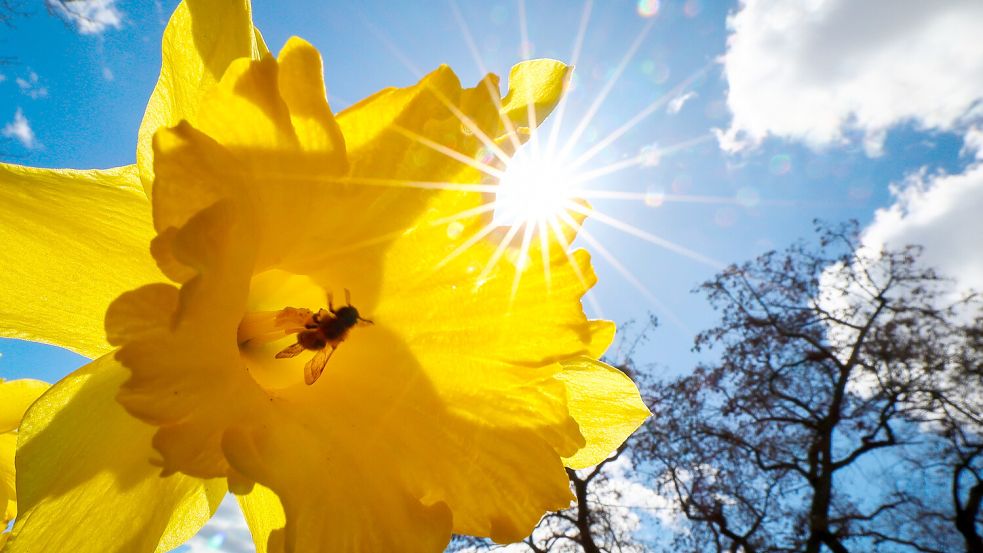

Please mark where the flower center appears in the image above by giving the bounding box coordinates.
[236,269,333,390]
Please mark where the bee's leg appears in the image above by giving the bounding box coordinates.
[357,317,374,326]
[344,288,352,306]
[327,291,335,313]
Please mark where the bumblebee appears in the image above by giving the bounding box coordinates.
[276,289,372,385]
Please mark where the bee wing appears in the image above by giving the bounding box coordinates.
[304,347,335,385]
[275,342,306,359]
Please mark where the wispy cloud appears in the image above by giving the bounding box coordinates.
[667,91,696,114]
[0,74,6,83]
[2,109,39,149]
[16,71,48,99]
[46,0,123,35]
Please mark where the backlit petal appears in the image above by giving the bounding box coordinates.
[556,357,651,469]
[0,164,162,358]
[0,379,48,434]
[587,319,617,359]
[5,356,225,553]
[137,0,264,194]
[500,59,572,130]
[236,484,285,553]
[1,433,16,525]
[0,378,48,525]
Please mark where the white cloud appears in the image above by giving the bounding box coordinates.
[15,72,48,100]
[47,0,123,35]
[858,131,983,297]
[101,66,114,81]
[717,0,983,155]
[961,126,983,161]
[0,74,6,83]
[819,128,983,348]
[667,92,696,115]
[2,109,38,149]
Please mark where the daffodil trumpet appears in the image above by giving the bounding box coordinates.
[0,1,649,552]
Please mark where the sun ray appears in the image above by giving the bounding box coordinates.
[545,0,593,159]
[448,0,525,154]
[476,221,524,290]
[359,11,512,167]
[518,0,531,61]
[565,200,724,270]
[568,65,711,171]
[509,219,538,305]
[547,215,603,317]
[569,133,714,184]
[516,0,544,163]
[340,176,500,194]
[328,199,500,257]
[537,220,553,294]
[433,90,513,166]
[560,211,691,333]
[354,8,424,78]
[432,218,502,273]
[577,190,801,207]
[557,16,656,162]
[392,124,505,180]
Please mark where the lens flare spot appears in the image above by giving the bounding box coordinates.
[639,143,661,166]
[447,221,465,239]
[735,187,760,208]
[645,184,666,207]
[769,154,792,175]
[637,0,660,18]
[683,0,701,17]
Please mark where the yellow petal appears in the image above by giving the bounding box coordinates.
[5,355,225,553]
[499,59,572,130]
[276,37,347,162]
[556,357,651,469]
[0,379,48,434]
[225,419,455,552]
[587,319,616,359]
[1,432,15,524]
[0,379,48,525]
[0,163,163,358]
[137,0,264,194]
[236,484,285,553]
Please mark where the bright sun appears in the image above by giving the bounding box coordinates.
[493,150,577,228]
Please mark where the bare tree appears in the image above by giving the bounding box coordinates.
[637,221,982,552]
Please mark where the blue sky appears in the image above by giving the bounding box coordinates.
[2,0,983,549]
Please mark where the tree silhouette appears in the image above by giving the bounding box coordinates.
[637,221,982,553]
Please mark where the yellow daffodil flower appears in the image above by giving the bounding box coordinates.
[0,1,648,552]
[0,379,48,549]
